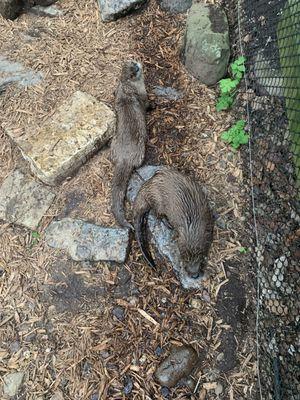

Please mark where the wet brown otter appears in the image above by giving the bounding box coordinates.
[133,168,214,279]
[111,60,149,229]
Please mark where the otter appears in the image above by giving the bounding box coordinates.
[133,167,214,279]
[111,60,149,229]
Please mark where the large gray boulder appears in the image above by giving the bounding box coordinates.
[0,0,22,19]
[97,0,147,22]
[158,0,191,14]
[183,3,230,86]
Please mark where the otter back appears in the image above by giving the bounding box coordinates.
[111,60,148,229]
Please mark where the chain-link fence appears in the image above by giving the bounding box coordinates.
[230,0,300,398]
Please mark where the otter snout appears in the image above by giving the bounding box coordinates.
[133,62,141,74]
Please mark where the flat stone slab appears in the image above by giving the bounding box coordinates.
[127,166,204,289]
[0,170,55,230]
[183,3,230,85]
[97,0,147,22]
[45,218,130,263]
[7,91,115,185]
[0,55,43,87]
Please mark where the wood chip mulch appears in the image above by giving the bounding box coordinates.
[0,1,256,399]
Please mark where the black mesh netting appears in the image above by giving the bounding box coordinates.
[229,0,300,399]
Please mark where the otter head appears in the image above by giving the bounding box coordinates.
[177,227,210,280]
[121,60,143,82]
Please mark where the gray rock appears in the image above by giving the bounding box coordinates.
[112,306,125,321]
[30,4,63,17]
[123,376,133,395]
[9,341,21,353]
[158,0,191,14]
[0,170,55,230]
[0,55,43,87]
[0,0,22,19]
[153,86,183,101]
[155,346,198,387]
[3,372,24,397]
[45,218,130,263]
[127,165,205,289]
[183,3,230,85]
[97,0,147,22]
[127,165,161,203]
[160,386,170,397]
[7,91,116,186]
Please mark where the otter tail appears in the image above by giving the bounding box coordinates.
[111,162,134,230]
[134,207,156,269]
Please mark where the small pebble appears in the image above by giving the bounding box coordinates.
[123,376,133,395]
[161,386,170,398]
[128,296,138,306]
[90,394,99,400]
[215,382,223,395]
[155,346,163,357]
[190,298,202,309]
[139,354,147,364]
[9,341,21,353]
[100,350,110,359]
[202,289,211,303]
[112,306,125,321]
[82,360,92,377]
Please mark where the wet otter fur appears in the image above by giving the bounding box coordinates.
[133,167,214,279]
[111,60,149,229]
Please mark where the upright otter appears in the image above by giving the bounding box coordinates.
[133,168,214,279]
[111,60,149,229]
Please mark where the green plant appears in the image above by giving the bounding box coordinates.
[31,231,41,247]
[221,120,249,149]
[216,56,246,111]
[238,246,248,254]
[230,56,246,80]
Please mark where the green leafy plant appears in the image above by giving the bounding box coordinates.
[231,56,246,80]
[238,246,248,254]
[216,94,234,112]
[221,120,249,149]
[31,231,41,247]
[216,56,246,111]
[219,78,239,94]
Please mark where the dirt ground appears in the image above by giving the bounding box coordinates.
[0,1,256,399]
